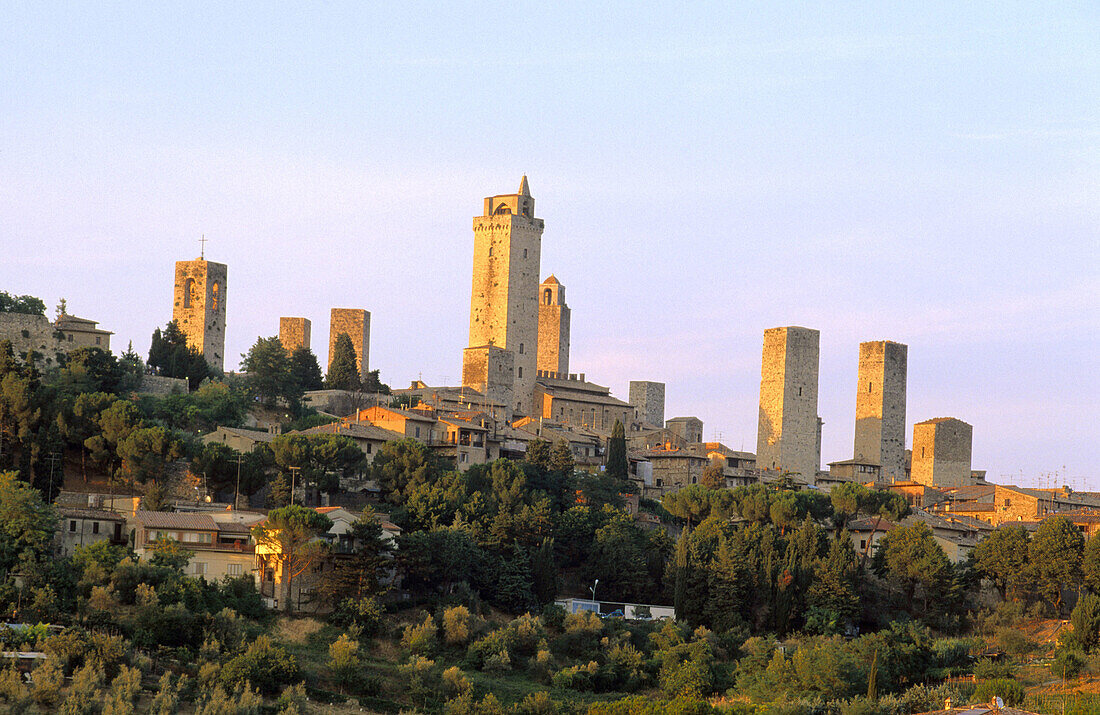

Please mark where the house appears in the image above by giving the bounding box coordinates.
[54,313,113,351]
[202,426,277,453]
[531,373,634,432]
[298,421,404,464]
[56,507,127,556]
[131,510,259,581]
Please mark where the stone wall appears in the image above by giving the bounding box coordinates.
[0,312,66,367]
[629,381,666,427]
[173,259,227,372]
[756,326,820,480]
[462,345,515,419]
[279,317,311,353]
[328,308,370,379]
[854,340,908,481]
[136,374,189,396]
[911,417,973,488]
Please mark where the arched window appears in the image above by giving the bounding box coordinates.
[211,282,220,312]
[494,203,512,215]
[543,288,552,305]
[183,278,194,308]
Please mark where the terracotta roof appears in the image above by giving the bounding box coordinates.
[133,510,217,531]
[301,422,405,442]
[209,426,276,443]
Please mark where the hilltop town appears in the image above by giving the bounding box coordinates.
[0,179,1095,714]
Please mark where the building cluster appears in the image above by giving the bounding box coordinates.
[53,490,400,612]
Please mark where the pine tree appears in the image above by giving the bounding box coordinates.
[673,527,691,621]
[325,333,361,391]
[549,439,574,475]
[605,419,628,481]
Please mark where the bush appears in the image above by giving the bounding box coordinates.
[1052,648,1087,679]
[220,635,299,695]
[331,596,385,636]
[973,678,1025,706]
[541,603,566,631]
[328,634,361,692]
[974,657,1015,680]
[443,605,474,645]
[996,628,1038,659]
[402,614,438,656]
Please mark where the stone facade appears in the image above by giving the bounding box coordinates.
[532,373,634,432]
[462,345,516,419]
[328,308,370,379]
[666,416,703,444]
[537,275,570,375]
[463,177,543,416]
[756,326,821,481]
[911,417,973,488]
[853,340,907,482]
[173,259,227,372]
[55,314,112,351]
[0,312,66,366]
[136,374,189,396]
[629,381,666,427]
[279,317,311,353]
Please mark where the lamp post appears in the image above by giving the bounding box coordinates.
[288,466,301,505]
[590,578,599,602]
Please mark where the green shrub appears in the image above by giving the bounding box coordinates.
[220,635,299,695]
[443,605,474,645]
[331,595,385,636]
[973,657,1015,680]
[973,678,1025,706]
[1052,648,1087,679]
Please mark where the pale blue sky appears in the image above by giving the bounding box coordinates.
[1,2,1097,486]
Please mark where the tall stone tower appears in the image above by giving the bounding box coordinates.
[629,380,666,427]
[911,417,973,488]
[537,275,570,376]
[279,317,311,354]
[756,326,821,481]
[328,308,370,380]
[463,176,543,416]
[853,340,908,482]
[173,258,227,372]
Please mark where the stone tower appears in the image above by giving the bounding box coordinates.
[911,417,973,488]
[629,380,666,427]
[279,317,311,354]
[328,308,370,380]
[853,340,908,482]
[537,275,570,376]
[756,326,821,481]
[173,258,227,372]
[463,176,543,416]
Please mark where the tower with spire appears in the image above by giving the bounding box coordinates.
[173,252,227,372]
[463,176,544,416]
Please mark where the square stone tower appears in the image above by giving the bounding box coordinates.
[854,340,908,482]
[328,308,370,380]
[279,317,311,354]
[666,416,703,443]
[463,176,543,416]
[629,380,666,427]
[756,326,821,481]
[537,275,570,376]
[173,258,227,372]
[911,417,973,488]
[462,345,515,419]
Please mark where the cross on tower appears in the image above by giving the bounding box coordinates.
[199,234,207,259]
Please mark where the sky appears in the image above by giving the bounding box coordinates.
[1,2,1097,487]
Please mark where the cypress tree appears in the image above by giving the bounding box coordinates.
[325,333,361,391]
[605,419,627,481]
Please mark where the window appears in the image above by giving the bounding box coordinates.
[860,540,867,550]
[544,288,552,305]
[460,452,468,463]
[183,277,194,308]
[518,343,524,354]
[868,381,873,393]
[69,520,77,533]
[211,282,220,312]
[488,246,493,256]
[414,426,421,438]
[227,563,242,577]
[192,562,207,576]
[523,248,528,258]
[95,336,101,345]
[68,334,73,342]
[92,522,100,534]
[517,367,523,378]
[366,443,373,454]
[797,387,802,396]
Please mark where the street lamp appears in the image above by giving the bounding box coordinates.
[590,578,599,602]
